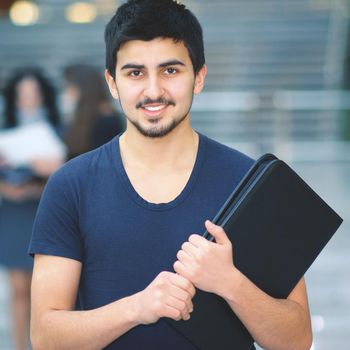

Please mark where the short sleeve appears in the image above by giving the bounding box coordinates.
[28,166,83,262]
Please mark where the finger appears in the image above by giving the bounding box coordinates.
[173,262,197,295]
[163,304,183,321]
[173,260,189,280]
[169,286,194,317]
[169,271,194,293]
[168,284,190,302]
[169,292,194,315]
[176,249,193,265]
[186,299,194,314]
[172,263,196,295]
[188,234,209,248]
[181,241,198,257]
[170,281,196,302]
[204,220,231,245]
[165,296,191,320]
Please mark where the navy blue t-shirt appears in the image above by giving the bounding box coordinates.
[29,133,254,349]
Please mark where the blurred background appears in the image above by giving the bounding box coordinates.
[0,0,349,349]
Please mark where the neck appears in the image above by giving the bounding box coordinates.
[119,121,198,172]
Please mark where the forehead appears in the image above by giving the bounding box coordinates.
[116,38,191,68]
[16,77,40,94]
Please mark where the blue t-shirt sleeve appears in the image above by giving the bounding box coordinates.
[28,167,83,262]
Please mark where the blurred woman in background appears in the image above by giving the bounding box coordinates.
[62,64,124,159]
[0,68,64,350]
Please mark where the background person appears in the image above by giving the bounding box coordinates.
[0,67,64,350]
[61,64,124,159]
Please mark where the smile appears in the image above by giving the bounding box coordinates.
[140,103,170,118]
[143,105,166,112]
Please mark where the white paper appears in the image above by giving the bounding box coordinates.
[0,121,67,167]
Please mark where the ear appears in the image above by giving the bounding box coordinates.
[193,64,207,95]
[105,69,119,100]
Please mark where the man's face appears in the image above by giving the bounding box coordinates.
[106,38,206,138]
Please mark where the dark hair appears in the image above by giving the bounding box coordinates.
[3,67,60,128]
[105,0,205,79]
[63,64,120,157]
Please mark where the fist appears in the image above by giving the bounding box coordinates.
[174,220,235,297]
[135,271,196,325]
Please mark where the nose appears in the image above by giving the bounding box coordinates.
[143,74,165,100]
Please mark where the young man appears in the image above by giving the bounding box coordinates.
[29,1,312,349]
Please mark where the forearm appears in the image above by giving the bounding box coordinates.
[222,270,312,350]
[31,293,140,350]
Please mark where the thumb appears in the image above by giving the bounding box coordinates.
[205,220,230,245]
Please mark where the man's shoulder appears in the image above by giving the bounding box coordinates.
[50,138,116,188]
[66,138,115,172]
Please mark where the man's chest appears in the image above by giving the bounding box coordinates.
[124,165,193,204]
[79,197,208,302]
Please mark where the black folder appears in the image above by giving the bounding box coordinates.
[167,153,343,350]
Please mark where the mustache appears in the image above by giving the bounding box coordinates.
[136,98,176,109]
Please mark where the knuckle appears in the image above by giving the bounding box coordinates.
[152,300,162,316]
[173,261,181,272]
[178,301,186,310]
[218,227,226,236]
[189,234,198,242]
[153,289,163,302]
[185,297,192,307]
[184,279,191,290]
[186,268,196,280]
[184,279,193,293]
[173,309,181,320]
[196,250,205,262]
[182,312,190,320]
[159,271,169,279]
[202,244,210,254]
[154,278,164,289]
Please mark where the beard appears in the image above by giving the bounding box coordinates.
[126,112,188,138]
[119,94,194,138]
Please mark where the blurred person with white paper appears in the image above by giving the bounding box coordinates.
[0,68,65,350]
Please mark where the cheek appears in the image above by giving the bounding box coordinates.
[167,77,194,101]
[118,83,142,106]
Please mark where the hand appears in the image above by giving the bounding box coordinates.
[30,158,63,178]
[174,220,237,298]
[0,182,42,201]
[134,271,195,325]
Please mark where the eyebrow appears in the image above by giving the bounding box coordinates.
[159,60,185,68]
[120,60,186,70]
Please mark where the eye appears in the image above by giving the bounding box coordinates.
[129,70,143,78]
[164,67,177,75]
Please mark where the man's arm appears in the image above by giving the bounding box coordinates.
[31,254,195,350]
[174,220,312,350]
[223,269,312,350]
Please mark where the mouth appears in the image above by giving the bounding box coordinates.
[140,103,169,117]
[143,104,167,112]
[137,98,175,116]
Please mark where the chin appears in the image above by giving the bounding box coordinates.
[139,126,174,138]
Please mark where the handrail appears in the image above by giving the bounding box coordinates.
[192,90,350,111]
[273,90,350,110]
